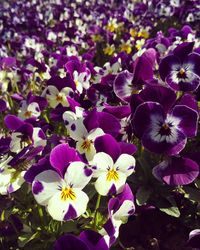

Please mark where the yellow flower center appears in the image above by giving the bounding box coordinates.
[81,139,92,151]
[60,187,76,201]
[107,169,119,181]
[56,94,63,102]
[179,68,185,75]
[24,111,32,118]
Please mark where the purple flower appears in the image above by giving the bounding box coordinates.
[188,229,200,248]
[54,230,109,250]
[159,42,200,91]
[133,101,198,155]
[153,156,199,185]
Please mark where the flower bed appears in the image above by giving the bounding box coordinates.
[0,0,200,249]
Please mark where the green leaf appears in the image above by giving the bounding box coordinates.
[160,206,180,218]
[18,232,40,248]
[136,187,151,205]
[183,186,200,202]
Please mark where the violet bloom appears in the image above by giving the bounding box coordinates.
[159,42,200,91]
[153,156,199,185]
[188,229,200,249]
[54,230,109,250]
[113,49,156,102]
[133,99,198,155]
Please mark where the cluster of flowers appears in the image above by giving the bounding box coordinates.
[0,0,200,249]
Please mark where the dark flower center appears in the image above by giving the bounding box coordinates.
[177,68,187,79]
[159,123,171,136]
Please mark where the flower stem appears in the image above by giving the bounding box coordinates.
[93,194,101,230]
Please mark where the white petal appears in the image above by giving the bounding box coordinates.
[64,162,92,189]
[47,189,89,221]
[95,172,126,196]
[84,144,96,161]
[27,102,40,117]
[115,154,135,177]
[87,128,105,141]
[92,152,114,178]
[32,170,63,206]
[63,111,77,124]
[113,200,135,221]
[32,128,47,148]
[68,119,87,141]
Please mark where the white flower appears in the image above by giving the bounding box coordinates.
[32,162,92,221]
[92,152,135,196]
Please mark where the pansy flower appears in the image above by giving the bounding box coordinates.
[159,42,200,91]
[18,101,41,120]
[102,184,135,246]
[92,134,136,196]
[42,76,74,108]
[133,100,198,155]
[54,230,109,250]
[32,144,92,221]
[63,111,104,161]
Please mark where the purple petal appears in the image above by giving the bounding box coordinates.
[177,94,198,112]
[133,102,165,138]
[103,104,131,119]
[4,115,25,130]
[119,142,137,155]
[94,134,121,162]
[64,204,77,221]
[0,99,7,111]
[173,42,194,62]
[113,70,134,102]
[50,144,81,176]
[188,229,200,248]
[24,156,53,183]
[153,157,199,185]
[79,230,109,250]
[159,55,180,81]
[142,128,187,155]
[84,110,121,138]
[54,234,89,250]
[171,105,198,137]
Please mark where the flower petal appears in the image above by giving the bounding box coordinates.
[92,152,114,178]
[47,189,89,221]
[95,172,126,196]
[115,154,135,176]
[64,161,92,189]
[32,170,62,206]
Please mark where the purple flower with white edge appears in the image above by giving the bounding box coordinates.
[92,134,136,196]
[114,49,156,102]
[153,156,199,185]
[188,229,200,248]
[32,159,92,221]
[63,111,104,161]
[133,101,198,155]
[159,42,200,91]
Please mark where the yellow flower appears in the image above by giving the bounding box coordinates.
[103,45,115,56]
[138,29,149,39]
[130,28,138,38]
[120,43,132,54]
